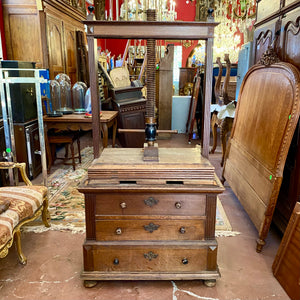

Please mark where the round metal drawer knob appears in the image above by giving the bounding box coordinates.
[115,228,122,235]
[113,258,119,265]
[179,227,186,234]
[182,258,189,265]
[175,202,181,209]
[120,202,127,209]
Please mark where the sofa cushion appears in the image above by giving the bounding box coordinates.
[0,186,47,250]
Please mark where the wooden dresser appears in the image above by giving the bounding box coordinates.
[79,147,224,287]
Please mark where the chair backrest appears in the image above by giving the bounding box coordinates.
[222,54,232,105]
[110,67,131,88]
[214,57,223,103]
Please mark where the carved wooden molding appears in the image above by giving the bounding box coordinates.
[259,46,280,66]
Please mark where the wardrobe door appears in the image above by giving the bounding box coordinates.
[46,14,64,80]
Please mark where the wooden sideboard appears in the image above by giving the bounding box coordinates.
[79,148,224,287]
[253,0,300,234]
[2,0,87,84]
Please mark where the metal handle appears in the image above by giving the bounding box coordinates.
[144,196,159,207]
[120,202,127,209]
[113,258,119,265]
[115,228,122,235]
[144,222,160,233]
[179,227,186,234]
[26,87,34,96]
[34,150,41,155]
[182,258,188,265]
[175,202,181,209]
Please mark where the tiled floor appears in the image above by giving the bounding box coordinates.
[0,132,289,300]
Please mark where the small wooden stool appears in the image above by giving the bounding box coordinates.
[48,131,81,172]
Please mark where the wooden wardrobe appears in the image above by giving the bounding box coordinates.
[2,0,87,84]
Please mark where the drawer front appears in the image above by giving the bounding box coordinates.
[84,244,218,272]
[95,217,205,241]
[94,193,207,216]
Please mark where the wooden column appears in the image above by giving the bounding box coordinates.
[87,23,101,158]
[203,37,213,158]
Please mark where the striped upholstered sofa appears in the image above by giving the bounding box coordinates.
[0,162,50,264]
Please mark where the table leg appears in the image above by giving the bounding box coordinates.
[102,123,108,148]
[112,118,117,148]
[44,126,52,173]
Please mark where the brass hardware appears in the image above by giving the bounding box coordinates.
[144,251,158,261]
[113,258,119,265]
[120,202,127,209]
[144,222,160,233]
[175,202,181,209]
[115,228,122,235]
[182,258,188,265]
[144,196,159,207]
[26,87,34,96]
[179,227,186,234]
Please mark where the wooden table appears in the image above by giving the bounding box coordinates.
[43,111,118,168]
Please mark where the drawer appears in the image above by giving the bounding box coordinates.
[83,241,218,272]
[95,216,205,241]
[94,192,207,216]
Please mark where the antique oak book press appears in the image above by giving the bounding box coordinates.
[79,8,223,288]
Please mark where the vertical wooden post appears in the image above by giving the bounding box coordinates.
[203,37,213,158]
[87,35,101,159]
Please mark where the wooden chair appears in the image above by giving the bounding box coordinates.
[186,70,202,143]
[210,54,236,166]
[47,131,81,172]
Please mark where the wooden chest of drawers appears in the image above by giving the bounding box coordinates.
[79,147,224,287]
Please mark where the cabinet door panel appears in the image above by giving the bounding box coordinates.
[64,23,77,84]
[47,15,64,79]
[253,20,275,64]
[280,7,300,69]
[3,7,43,68]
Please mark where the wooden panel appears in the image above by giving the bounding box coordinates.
[223,62,300,252]
[255,0,281,23]
[95,216,205,241]
[84,21,218,40]
[94,193,206,216]
[83,241,217,272]
[280,6,300,69]
[64,22,77,84]
[224,156,267,230]
[2,2,43,67]
[46,14,64,79]
[272,202,300,300]
[158,44,174,133]
[253,19,275,64]
[273,6,300,233]
[233,68,295,172]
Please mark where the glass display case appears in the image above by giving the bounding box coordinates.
[48,80,62,117]
[72,81,87,114]
[58,79,73,114]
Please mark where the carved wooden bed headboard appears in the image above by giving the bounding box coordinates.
[222,56,300,252]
